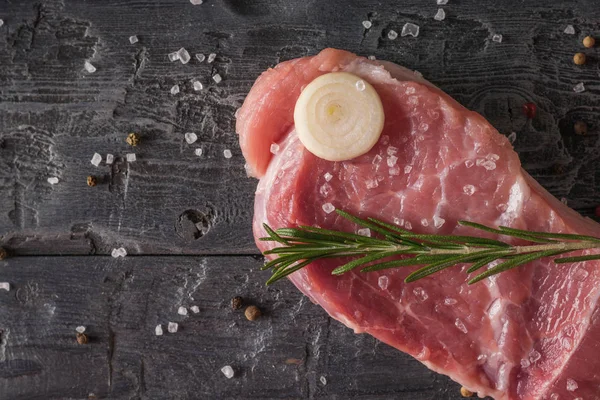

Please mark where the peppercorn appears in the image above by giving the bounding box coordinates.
[573,52,586,65]
[0,247,7,261]
[76,332,89,344]
[583,36,595,48]
[522,102,537,119]
[574,121,588,135]
[244,305,261,321]
[87,176,97,187]
[231,296,243,310]
[126,132,140,146]
[460,387,474,397]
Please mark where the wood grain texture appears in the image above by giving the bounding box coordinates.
[1,0,600,398]
[0,256,466,399]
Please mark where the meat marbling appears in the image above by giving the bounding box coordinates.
[237,48,600,399]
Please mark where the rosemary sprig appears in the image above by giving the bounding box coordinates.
[260,209,600,285]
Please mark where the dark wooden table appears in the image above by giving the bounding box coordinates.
[1,1,599,399]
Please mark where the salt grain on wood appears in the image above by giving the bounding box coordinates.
[177,48,191,64]
[401,23,420,37]
[155,324,163,336]
[190,305,200,314]
[168,52,180,62]
[194,148,203,157]
[195,53,205,62]
[91,152,102,166]
[129,35,138,44]
[320,376,327,385]
[190,0,203,4]
[0,282,10,291]
[362,20,372,29]
[76,326,86,333]
[126,153,136,162]
[387,30,398,40]
[434,9,446,21]
[168,322,178,333]
[106,154,114,164]
[84,61,96,73]
[573,82,585,93]
[508,132,517,143]
[193,80,203,91]
[212,74,222,84]
[207,53,217,63]
[47,177,59,185]
[437,0,448,4]
[170,84,180,95]
[221,365,234,379]
[178,306,188,316]
[492,34,503,43]
[564,25,575,35]
[0,20,4,27]
[223,149,232,159]
[185,132,198,144]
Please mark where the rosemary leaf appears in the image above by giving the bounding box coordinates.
[554,253,600,263]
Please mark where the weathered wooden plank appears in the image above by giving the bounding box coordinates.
[0,256,472,399]
[1,0,600,256]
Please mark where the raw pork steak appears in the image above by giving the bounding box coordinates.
[237,48,600,399]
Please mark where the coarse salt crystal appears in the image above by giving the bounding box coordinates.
[404,165,412,174]
[76,326,86,333]
[564,25,575,35]
[362,20,372,29]
[561,197,568,205]
[414,70,423,78]
[322,203,335,214]
[223,149,232,159]
[378,275,389,290]
[492,34,503,43]
[389,167,400,175]
[129,35,139,44]
[433,216,445,228]
[319,375,327,385]
[0,20,4,27]
[437,0,448,4]
[324,172,333,182]
[487,153,500,161]
[111,248,121,258]
[170,84,180,95]
[91,152,102,166]
[413,287,428,301]
[0,282,9,291]
[185,132,198,144]
[481,160,496,170]
[368,55,376,60]
[388,30,398,40]
[455,318,468,333]
[177,48,191,64]
[320,184,332,197]
[421,218,429,227]
[387,156,398,167]
[212,74,222,84]
[444,298,457,305]
[178,306,188,316]
[84,61,96,73]
[401,23,420,37]
[47,177,59,185]
[106,154,114,164]
[195,54,206,63]
[168,322,178,333]
[372,154,383,165]
[529,350,541,363]
[126,153,136,162]
[358,228,371,237]
[207,53,217,63]
[193,80,203,91]
[155,324,163,336]
[387,146,398,156]
[497,203,508,212]
[465,160,474,168]
[270,143,279,154]
[508,132,517,143]
[244,163,252,177]
[355,80,366,91]
[463,184,476,195]
[168,52,180,62]
[566,378,578,391]
[573,82,585,93]
[221,365,234,378]
[366,179,379,189]
[194,148,203,157]
[190,305,200,314]
[434,9,446,21]
[521,358,531,368]
[190,0,203,4]
[404,221,412,230]
[406,86,416,95]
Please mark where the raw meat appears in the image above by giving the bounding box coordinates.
[236,48,600,399]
